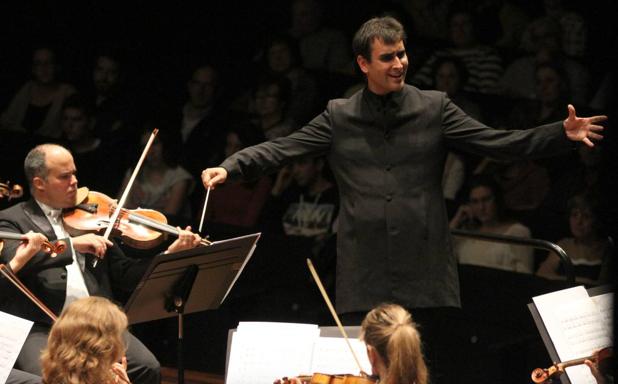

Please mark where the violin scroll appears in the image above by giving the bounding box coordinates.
[0,180,23,201]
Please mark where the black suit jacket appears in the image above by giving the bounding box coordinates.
[220,85,574,313]
[0,199,149,325]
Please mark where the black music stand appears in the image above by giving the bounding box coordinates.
[124,233,260,384]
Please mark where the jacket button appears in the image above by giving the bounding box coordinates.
[386,194,392,201]
[386,164,392,171]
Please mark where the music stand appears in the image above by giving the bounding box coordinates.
[124,233,260,384]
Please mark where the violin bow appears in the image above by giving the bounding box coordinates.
[96,128,159,267]
[0,263,57,322]
[306,258,367,376]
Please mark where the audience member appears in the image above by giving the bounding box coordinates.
[88,48,135,144]
[288,0,352,75]
[120,128,194,225]
[1,46,76,139]
[206,123,271,231]
[41,296,131,384]
[470,0,530,53]
[450,175,534,273]
[261,34,320,125]
[174,64,228,176]
[499,16,590,105]
[59,94,124,196]
[536,195,611,284]
[542,0,587,59]
[262,156,338,252]
[410,7,504,94]
[250,75,298,139]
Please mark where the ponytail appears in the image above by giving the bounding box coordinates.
[361,304,428,384]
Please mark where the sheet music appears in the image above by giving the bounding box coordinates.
[0,311,33,384]
[310,337,371,374]
[533,286,612,384]
[226,322,319,384]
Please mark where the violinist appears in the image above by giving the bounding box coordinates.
[361,303,428,384]
[279,303,428,384]
[0,143,201,384]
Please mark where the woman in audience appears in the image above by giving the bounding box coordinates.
[450,175,534,273]
[120,127,194,225]
[41,296,131,384]
[537,194,611,284]
[1,46,75,139]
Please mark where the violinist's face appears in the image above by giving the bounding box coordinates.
[34,147,78,209]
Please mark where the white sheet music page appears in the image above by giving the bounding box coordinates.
[533,286,612,384]
[0,311,33,384]
[226,322,319,384]
[310,337,371,375]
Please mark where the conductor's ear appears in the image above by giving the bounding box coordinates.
[357,55,369,75]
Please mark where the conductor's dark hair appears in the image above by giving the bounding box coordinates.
[352,16,406,61]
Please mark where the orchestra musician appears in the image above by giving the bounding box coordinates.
[41,296,132,384]
[0,143,201,383]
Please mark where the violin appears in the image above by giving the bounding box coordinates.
[0,230,66,257]
[0,180,23,200]
[277,373,377,384]
[531,347,613,383]
[62,187,211,250]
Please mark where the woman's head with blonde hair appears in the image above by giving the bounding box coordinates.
[361,303,428,384]
[41,296,128,384]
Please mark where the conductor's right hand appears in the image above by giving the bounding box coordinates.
[201,167,228,189]
[71,234,113,259]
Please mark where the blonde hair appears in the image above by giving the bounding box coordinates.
[361,304,428,384]
[41,296,128,384]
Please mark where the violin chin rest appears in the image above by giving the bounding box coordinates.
[75,187,90,205]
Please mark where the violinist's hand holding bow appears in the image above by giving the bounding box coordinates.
[563,104,607,147]
[201,167,228,190]
[165,226,201,254]
[72,233,114,259]
[9,231,49,273]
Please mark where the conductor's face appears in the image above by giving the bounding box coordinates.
[357,38,408,95]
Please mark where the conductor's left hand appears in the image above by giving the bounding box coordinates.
[563,104,607,147]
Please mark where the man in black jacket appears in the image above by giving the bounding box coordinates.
[0,143,201,383]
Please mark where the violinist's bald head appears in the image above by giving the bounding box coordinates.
[24,144,70,184]
[24,145,77,209]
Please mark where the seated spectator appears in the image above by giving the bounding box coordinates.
[250,75,298,139]
[260,34,320,125]
[88,48,135,142]
[537,195,611,285]
[262,156,338,249]
[59,94,124,196]
[499,16,590,106]
[450,175,534,273]
[410,7,504,94]
[41,296,131,384]
[206,123,271,231]
[287,0,352,75]
[1,46,76,139]
[120,127,194,225]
